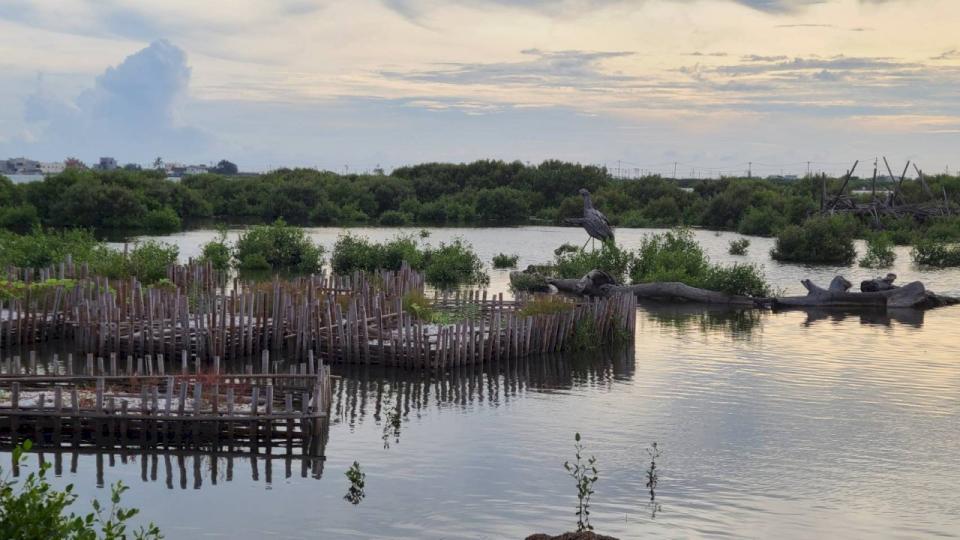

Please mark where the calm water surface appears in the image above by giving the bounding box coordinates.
[8,227,960,539]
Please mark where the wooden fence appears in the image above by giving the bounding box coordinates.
[2,262,637,368]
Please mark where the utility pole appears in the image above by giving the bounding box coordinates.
[748,162,752,179]
[806,161,811,177]
[673,162,678,179]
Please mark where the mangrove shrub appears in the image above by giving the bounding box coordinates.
[771,215,858,265]
[234,220,323,272]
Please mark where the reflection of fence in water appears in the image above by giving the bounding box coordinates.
[12,440,328,489]
[331,348,636,427]
[0,348,333,485]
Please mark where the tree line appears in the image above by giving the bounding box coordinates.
[1,160,959,239]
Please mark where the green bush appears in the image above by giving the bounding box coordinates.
[198,228,231,272]
[911,239,960,267]
[924,216,960,242]
[737,206,785,236]
[701,264,770,297]
[332,233,485,287]
[492,253,519,268]
[90,240,179,285]
[0,440,161,539]
[0,205,40,234]
[630,229,769,297]
[378,210,412,226]
[859,233,896,268]
[422,238,488,288]
[728,238,750,255]
[771,215,858,265]
[630,229,709,285]
[330,233,423,274]
[142,206,181,234]
[234,220,323,273]
[0,228,101,268]
[553,242,634,282]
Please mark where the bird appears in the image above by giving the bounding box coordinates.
[564,188,614,251]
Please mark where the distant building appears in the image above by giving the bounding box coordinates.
[1,157,41,174]
[40,162,66,174]
[64,158,87,169]
[184,165,209,175]
[97,157,118,171]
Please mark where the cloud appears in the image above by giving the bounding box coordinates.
[380,0,834,19]
[931,49,960,60]
[381,49,635,89]
[21,39,209,161]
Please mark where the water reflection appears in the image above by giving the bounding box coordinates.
[784,307,926,328]
[639,302,765,339]
[330,347,636,431]
[12,441,328,489]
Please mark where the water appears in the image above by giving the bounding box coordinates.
[9,227,960,539]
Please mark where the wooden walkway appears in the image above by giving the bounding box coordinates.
[0,354,332,457]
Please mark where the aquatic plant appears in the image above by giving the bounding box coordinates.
[645,442,661,501]
[728,238,750,255]
[344,461,366,505]
[492,253,520,268]
[564,432,598,533]
[858,233,896,268]
[0,440,162,539]
[911,239,960,267]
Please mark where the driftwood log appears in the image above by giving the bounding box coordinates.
[511,269,958,310]
[774,275,958,310]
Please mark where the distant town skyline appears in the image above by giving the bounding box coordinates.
[1,0,958,177]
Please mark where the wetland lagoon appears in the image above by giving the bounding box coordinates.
[5,226,960,539]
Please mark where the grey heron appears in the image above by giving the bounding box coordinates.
[565,188,614,251]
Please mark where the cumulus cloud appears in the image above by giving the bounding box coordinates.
[21,39,209,161]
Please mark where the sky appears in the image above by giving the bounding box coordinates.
[0,0,958,176]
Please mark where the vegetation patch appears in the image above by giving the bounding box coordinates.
[630,229,769,297]
[728,238,750,255]
[858,233,896,268]
[332,233,487,288]
[0,440,162,539]
[234,219,323,273]
[518,295,574,317]
[492,253,519,268]
[771,215,858,265]
[553,242,633,283]
[911,239,960,267]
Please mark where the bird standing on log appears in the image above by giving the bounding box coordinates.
[565,188,614,251]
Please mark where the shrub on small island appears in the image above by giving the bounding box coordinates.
[858,233,896,268]
[423,239,488,288]
[492,253,519,268]
[630,229,769,297]
[234,219,323,273]
[911,239,960,267]
[728,238,750,255]
[770,215,858,265]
